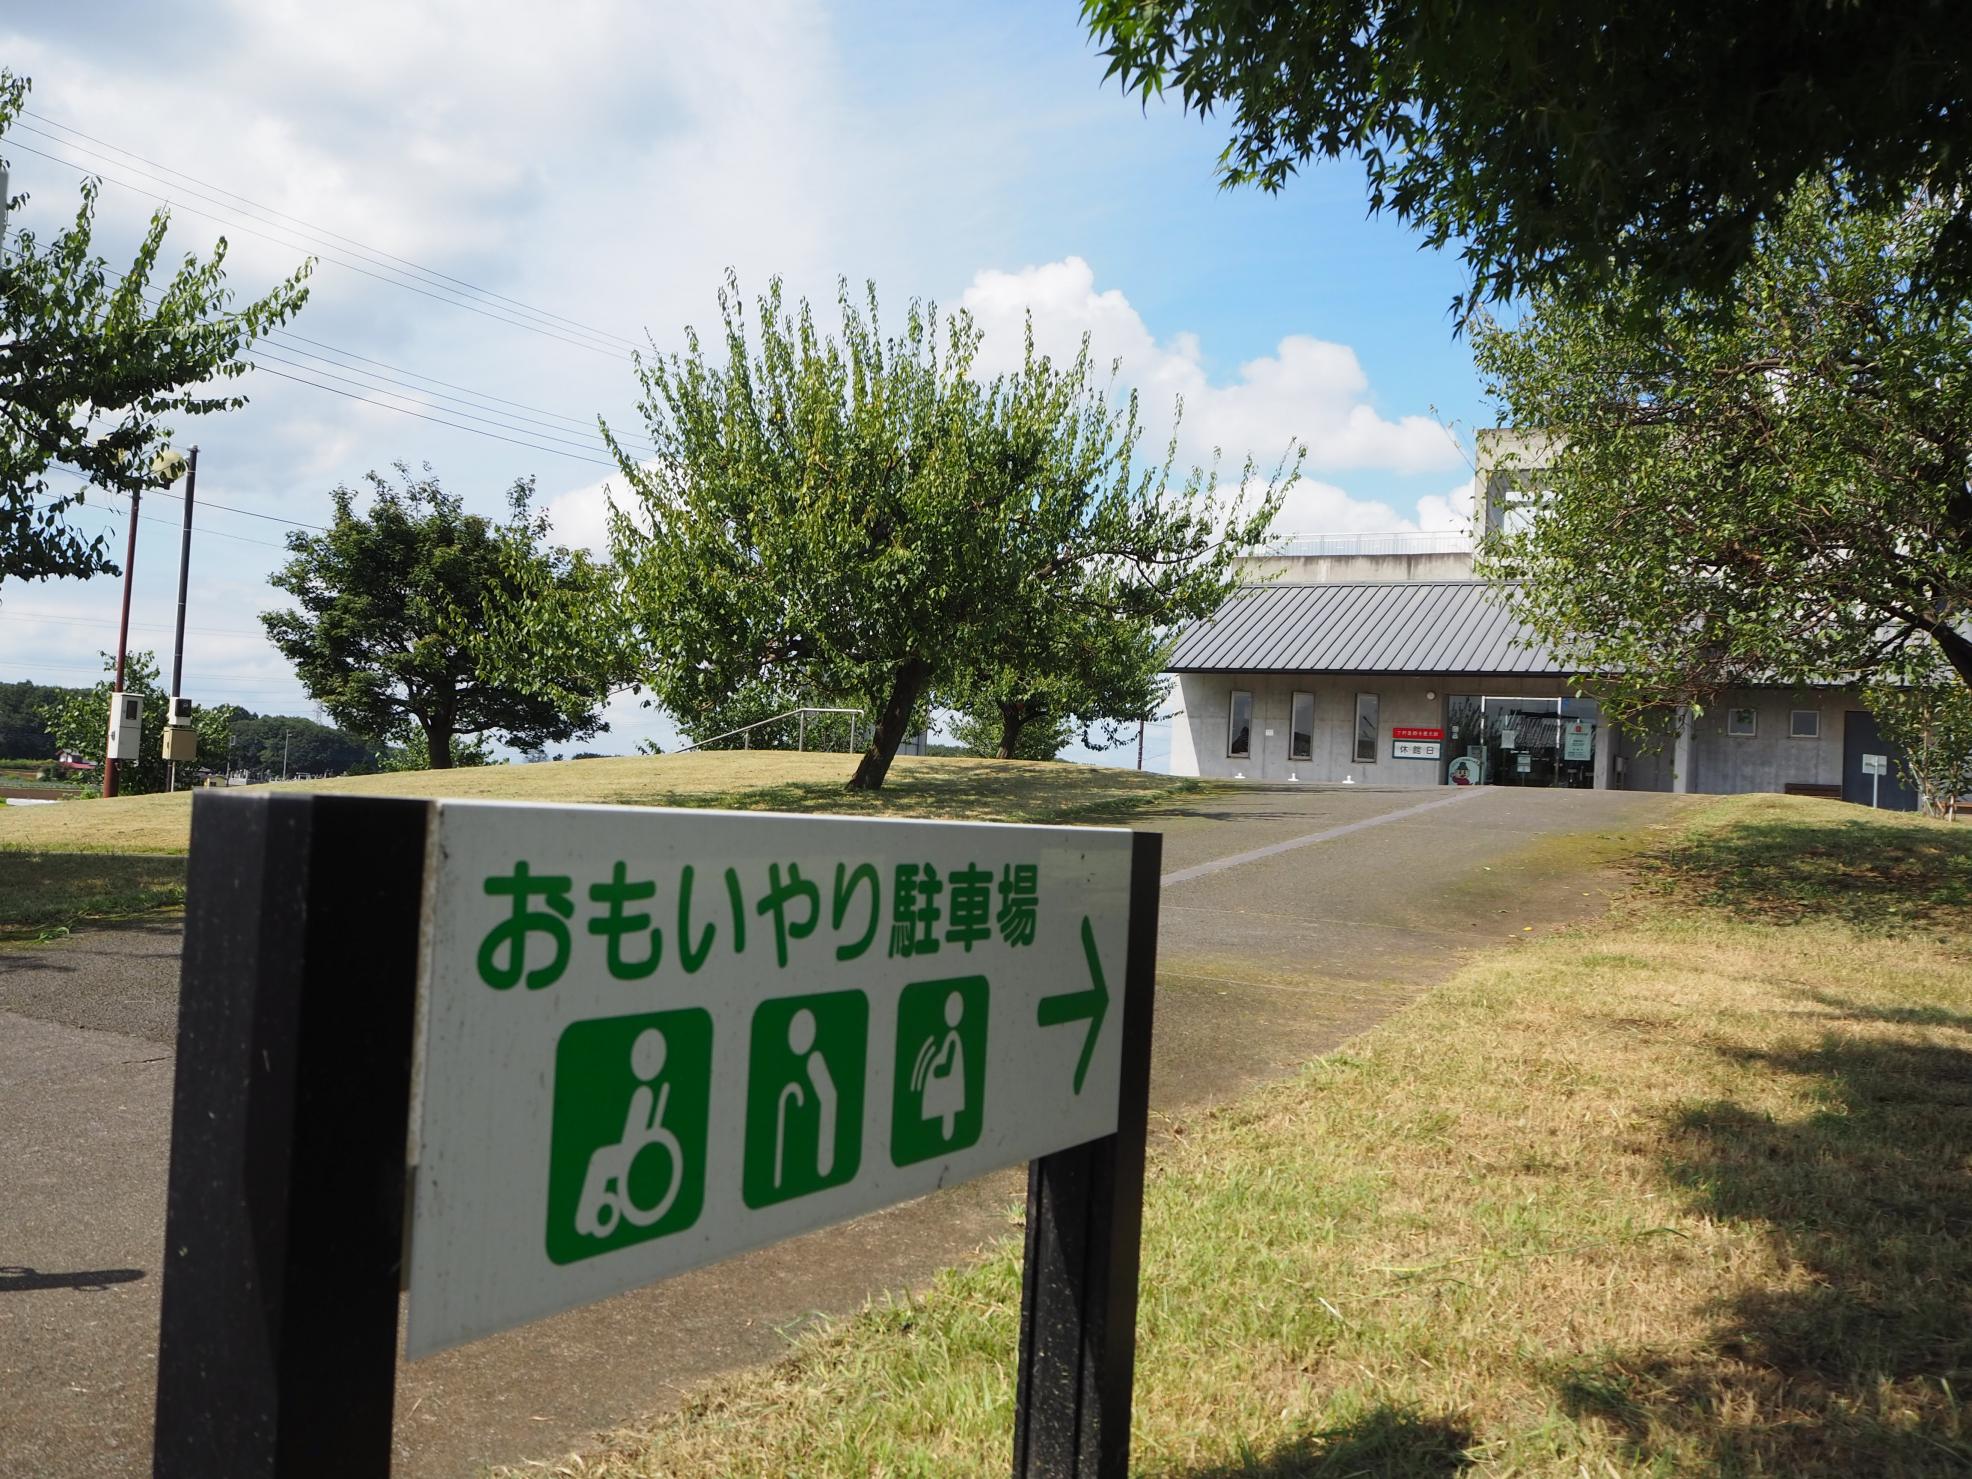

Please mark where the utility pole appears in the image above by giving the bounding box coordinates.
[102,485,143,799]
[283,730,290,780]
[167,448,199,793]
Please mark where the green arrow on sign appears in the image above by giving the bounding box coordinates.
[1037,916,1109,1094]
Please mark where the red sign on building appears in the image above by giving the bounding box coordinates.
[1391,726,1444,741]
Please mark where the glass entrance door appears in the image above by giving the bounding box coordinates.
[1444,696,1598,787]
[1489,702,1560,786]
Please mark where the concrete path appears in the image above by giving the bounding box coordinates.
[0,784,1673,1475]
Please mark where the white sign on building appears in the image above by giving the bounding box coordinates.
[405,801,1136,1357]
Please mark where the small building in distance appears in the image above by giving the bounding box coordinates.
[1162,436,1919,808]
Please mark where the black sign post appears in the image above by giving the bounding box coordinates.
[1014,830,1160,1479]
[151,793,1158,1479]
[153,794,426,1477]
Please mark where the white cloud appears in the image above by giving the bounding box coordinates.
[959,257,1462,478]
[1415,475,1477,533]
[1269,478,1414,534]
[543,474,622,559]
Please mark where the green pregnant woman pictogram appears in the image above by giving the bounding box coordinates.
[890,975,988,1165]
[545,1009,713,1265]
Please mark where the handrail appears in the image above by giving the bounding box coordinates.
[673,706,866,754]
[1257,530,1471,557]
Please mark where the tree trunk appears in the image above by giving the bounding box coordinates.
[1932,622,1972,693]
[994,702,1025,761]
[847,657,928,791]
[427,716,454,770]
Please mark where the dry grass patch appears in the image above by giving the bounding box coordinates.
[0,755,1211,933]
[525,795,1972,1478]
[0,754,1206,856]
[0,849,187,941]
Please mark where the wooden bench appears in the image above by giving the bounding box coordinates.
[1782,782,1844,801]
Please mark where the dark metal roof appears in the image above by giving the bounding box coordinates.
[1166,580,1574,675]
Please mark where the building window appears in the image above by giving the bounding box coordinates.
[1789,709,1821,739]
[1727,706,1758,737]
[1354,692,1380,764]
[1228,690,1252,758]
[1290,691,1314,761]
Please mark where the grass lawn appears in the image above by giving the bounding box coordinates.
[0,849,191,942]
[533,795,1972,1478]
[0,754,1210,938]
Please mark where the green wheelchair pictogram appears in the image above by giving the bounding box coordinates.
[890,975,989,1166]
[545,1008,712,1266]
[742,990,867,1209]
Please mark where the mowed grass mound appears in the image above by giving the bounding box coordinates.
[544,794,1972,1478]
[0,753,1206,853]
[0,754,1209,937]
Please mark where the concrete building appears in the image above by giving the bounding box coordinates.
[1164,443,1921,806]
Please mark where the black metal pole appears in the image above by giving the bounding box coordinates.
[167,448,198,793]
[1013,829,1161,1479]
[153,792,427,1478]
[103,484,141,799]
[169,447,197,698]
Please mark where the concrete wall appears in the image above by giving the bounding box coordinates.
[1685,689,1852,795]
[1237,551,1476,584]
[1171,673,1863,797]
[1607,690,1855,794]
[1614,728,1677,793]
[1171,672,1570,785]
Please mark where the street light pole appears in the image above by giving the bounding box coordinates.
[166,448,199,793]
[102,484,143,799]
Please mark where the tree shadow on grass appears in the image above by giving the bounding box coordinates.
[1172,1406,1474,1478]
[1554,1033,1972,1474]
[628,766,1215,826]
[1639,809,1972,937]
[1802,988,1972,1034]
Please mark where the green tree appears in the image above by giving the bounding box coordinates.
[227,713,380,776]
[945,605,1170,761]
[950,701,1073,762]
[1867,664,1972,821]
[0,678,72,757]
[378,726,496,771]
[262,465,615,769]
[937,330,1290,762]
[1084,1,1972,317]
[0,72,309,586]
[605,276,1283,790]
[1471,183,1972,733]
[38,650,230,794]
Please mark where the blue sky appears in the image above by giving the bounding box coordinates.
[0,1,1489,764]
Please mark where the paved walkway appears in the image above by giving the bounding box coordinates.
[0,784,1673,1474]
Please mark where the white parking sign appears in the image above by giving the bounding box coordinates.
[405,801,1138,1357]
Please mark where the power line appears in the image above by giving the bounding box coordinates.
[45,490,295,551]
[247,364,617,468]
[18,109,645,352]
[4,128,636,357]
[4,136,634,361]
[248,346,626,459]
[264,331,653,452]
[0,659,307,694]
[137,485,326,532]
[4,605,266,639]
[2,232,650,470]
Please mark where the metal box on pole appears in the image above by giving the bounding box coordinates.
[163,696,200,761]
[105,691,144,761]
